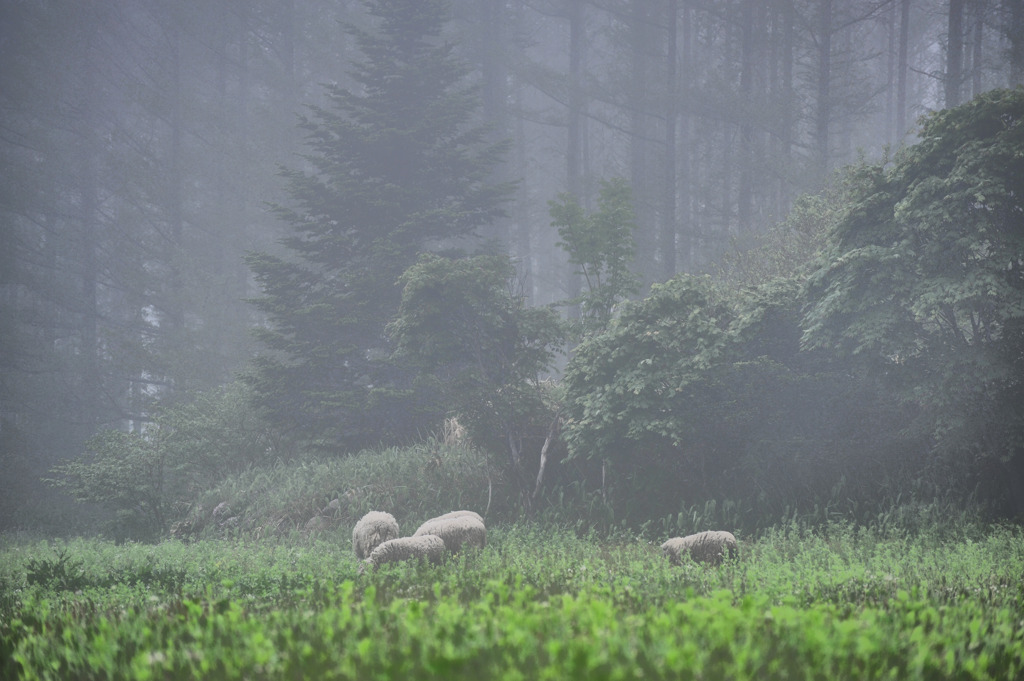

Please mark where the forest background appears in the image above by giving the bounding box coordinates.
[2,0,1023,538]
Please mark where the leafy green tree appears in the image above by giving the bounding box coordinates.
[713,181,845,289]
[561,273,919,523]
[389,253,564,493]
[802,88,1024,511]
[550,177,640,334]
[246,0,514,449]
[47,430,168,541]
[46,382,279,541]
[153,383,281,496]
[563,275,732,461]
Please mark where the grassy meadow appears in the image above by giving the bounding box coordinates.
[2,517,1023,680]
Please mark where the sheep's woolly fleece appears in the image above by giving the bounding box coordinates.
[660,530,738,566]
[430,510,484,524]
[413,514,486,553]
[362,535,446,571]
[352,511,400,559]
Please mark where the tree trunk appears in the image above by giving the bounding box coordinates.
[678,5,693,272]
[1008,0,1024,86]
[77,6,102,436]
[945,0,965,108]
[165,13,185,391]
[78,125,101,435]
[630,0,654,284]
[480,0,514,248]
[815,0,833,177]
[661,0,678,280]
[885,0,897,146]
[970,1,984,98]
[737,0,756,235]
[511,1,533,300]
[897,0,911,139]
[533,413,561,499]
[565,0,585,313]
[777,0,795,218]
[567,0,584,200]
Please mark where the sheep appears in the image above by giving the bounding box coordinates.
[413,514,486,553]
[661,530,738,567]
[361,535,446,572]
[352,511,400,559]
[430,510,484,524]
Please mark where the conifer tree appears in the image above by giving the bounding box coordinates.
[246,0,513,447]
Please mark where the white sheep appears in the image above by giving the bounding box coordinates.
[661,530,738,566]
[430,510,484,524]
[352,511,400,559]
[413,514,486,553]
[361,535,446,571]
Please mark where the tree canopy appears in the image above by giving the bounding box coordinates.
[389,253,563,480]
[550,177,640,333]
[803,87,1024,505]
[245,0,514,448]
[562,89,1024,519]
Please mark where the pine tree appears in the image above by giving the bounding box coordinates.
[246,0,514,448]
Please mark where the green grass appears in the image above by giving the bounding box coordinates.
[2,521,1023,680]
[174,441,511,541]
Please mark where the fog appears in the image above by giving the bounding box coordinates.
[2,0,1022,535]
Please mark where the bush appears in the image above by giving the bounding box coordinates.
[561,274,933,528]
[181,438,512,541]
[390,253,564,498]
[46,382,281,541]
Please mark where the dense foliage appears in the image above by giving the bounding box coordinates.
[174,439,510,542]
[2,521,1022,680]
[45,384,278,541]
[562,275,917,524]
[562,89,1024,521]
[550,177,640,334]
[245,0,514,449]
[803,88,1024,512]
[389,254,564,486]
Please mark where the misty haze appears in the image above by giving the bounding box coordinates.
[2,1,1023,679]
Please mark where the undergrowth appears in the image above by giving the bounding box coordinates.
[174,441,511,541]
[169,435,992,548]
[2,519,1022,680]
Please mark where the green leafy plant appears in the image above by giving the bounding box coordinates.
[389,253,565,498]
[550,177,640,335]
[46,429,168,540]
[46,382,280,541]
[802,88,1024,511]
[2,520,1022,681]
[713,180,843,289]
[561,272,922,525]
[24,548,86,591]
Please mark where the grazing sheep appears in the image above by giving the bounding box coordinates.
[430,510,484,524]
[413,514,486,553]
[661,531,738,566]
[352,511,400,559]
[362,535,446,572]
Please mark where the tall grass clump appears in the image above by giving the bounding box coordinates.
[179,440,511,541]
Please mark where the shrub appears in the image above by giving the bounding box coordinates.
[561,274,926,528]
[185,439,511,540]
[46,382,280,541]
[390,253,564,498]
